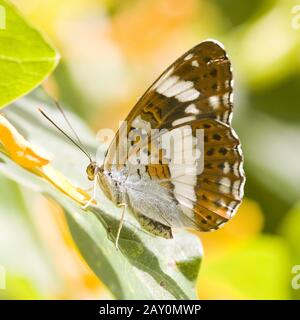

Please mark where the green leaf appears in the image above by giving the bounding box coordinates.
[0,0,59,108]
[0,90,202,299]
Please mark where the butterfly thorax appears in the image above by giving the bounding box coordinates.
[97,165,128,205]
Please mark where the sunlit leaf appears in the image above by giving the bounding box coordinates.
[0,0,59,108]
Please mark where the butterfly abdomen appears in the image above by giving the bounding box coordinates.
[134,212,173,239]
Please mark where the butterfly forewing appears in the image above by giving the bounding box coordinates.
[132,40,233,129]
[103,40,245,234]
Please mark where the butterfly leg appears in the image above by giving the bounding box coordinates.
[82,178,98,210]
[115,203,126,250]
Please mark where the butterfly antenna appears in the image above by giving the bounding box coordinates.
[53,101,91,158]
[38,108,93,162]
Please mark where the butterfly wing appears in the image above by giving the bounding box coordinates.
[104,40,245,232]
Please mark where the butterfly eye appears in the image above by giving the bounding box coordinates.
[86,162,97,181]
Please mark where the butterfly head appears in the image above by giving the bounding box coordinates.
[86,161,102,181]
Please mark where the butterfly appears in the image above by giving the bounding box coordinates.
[40,39,245,249]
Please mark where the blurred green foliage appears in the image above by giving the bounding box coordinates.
[200,236,291,299]
[0,175,58,299]
[212,0,277,28]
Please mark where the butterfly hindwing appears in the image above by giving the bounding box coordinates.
[172,119,244,231]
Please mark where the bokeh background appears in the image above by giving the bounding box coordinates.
[1,0,300,299]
